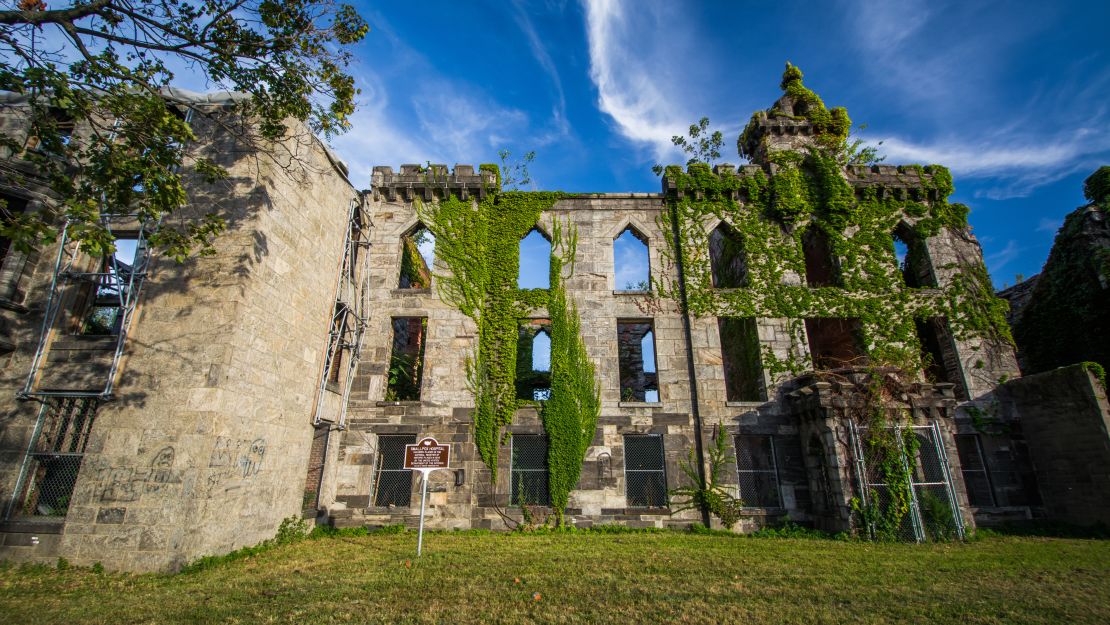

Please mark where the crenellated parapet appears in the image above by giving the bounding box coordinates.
[369,163,497,202]
[662,162,951,203]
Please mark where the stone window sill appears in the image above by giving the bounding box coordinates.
[612,289,652,296]
[376,400,423,407]
[618,401,662,408]
[624,507,671,515]
[725,401,765,408]
[390,288,432,296]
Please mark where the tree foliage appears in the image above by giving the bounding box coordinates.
[652,116,723,176]
[0,0,368,259]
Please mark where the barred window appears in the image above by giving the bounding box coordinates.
[14,398,99,518]
[511,435,550,506]
[735,434,782,508]
[624,434,667,508]
[373,434,414,507]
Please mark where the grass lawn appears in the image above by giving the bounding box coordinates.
[1,530,1108,624]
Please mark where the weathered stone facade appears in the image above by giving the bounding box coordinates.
[0,97,360,570]
[2,72,1096,571]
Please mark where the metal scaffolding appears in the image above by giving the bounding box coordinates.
[18,215,156,400]
[312,195,371,429]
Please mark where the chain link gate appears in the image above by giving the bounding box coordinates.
[511,435,550,506]
[848,420,964,541]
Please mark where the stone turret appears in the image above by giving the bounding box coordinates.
[738,63,852,165]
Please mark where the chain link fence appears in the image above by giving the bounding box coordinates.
[511,435,550,506]
[849,421,964,542]
[624,434,667,508]
[9,398,100,518]
[373,434,414,507]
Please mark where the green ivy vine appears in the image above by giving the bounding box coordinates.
[417,178,599,524]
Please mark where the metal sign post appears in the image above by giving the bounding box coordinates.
[403,437,451,556]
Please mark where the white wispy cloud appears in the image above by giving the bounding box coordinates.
[1036,218,1062,233]
[985,240,1022,274]
[511,0,570,140]
[581,0,688,159]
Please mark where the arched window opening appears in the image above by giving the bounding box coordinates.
[614,227,650,291]
[398,225,435,289]
[709,222,748,288]
[893,223,936,288]
[516,321,552,400]
[518,228,551,290]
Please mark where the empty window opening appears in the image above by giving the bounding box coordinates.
[718,317,765,402]
[893,223,936,288]
[736,434,782,508]
[374,434,415,507]
[618,321,658,402]
[511,435,550,506]
[386,317,426,401]
[326,304,349,386]
[614,227,650,291]
[302,425,330,512]
[14,398,99,517]
[805,318,867,369]
[516,321,552,401]
[517,228,551,290]
[709,222,749,288]
[915,317,966,398]
[398,225,434,289]
[81,237,145,336]
[624,434,667,507]
[802,226,840,287]
[0,193,29,265]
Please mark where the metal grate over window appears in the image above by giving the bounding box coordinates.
[735,434,782,508]
[511,435,550,506]
[373,434,415,507]
[624,434,667,508]
[11,398,99,518]
[955,434,994,507]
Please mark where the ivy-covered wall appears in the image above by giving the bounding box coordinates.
[1011,166,1110,377]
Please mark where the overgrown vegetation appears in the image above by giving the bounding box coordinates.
[417,178,599,523]
[670,425,743,528]
[1012,166,1110,377]
[3,532,1108,625]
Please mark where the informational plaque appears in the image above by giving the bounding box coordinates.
[402,437,450,556]
[404,437,450,470]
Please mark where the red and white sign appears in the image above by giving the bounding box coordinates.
[404,437,450,470]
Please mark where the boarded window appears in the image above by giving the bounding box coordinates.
[518,228,551,289]
[802,226,840,287]
[374,434,415,507]
[624,434,667,507]
[893,223,936,288]
[736,434,781,507]
[718,317,764,402]
[511,435,550,506]
[516,321,552,400]
[617,320,658,402]
[81,237,145,336]
[386,317,426,400]
[398,225,434,289]
[709,222,748,288]
[805,318,867,369]
[614,227,650,291]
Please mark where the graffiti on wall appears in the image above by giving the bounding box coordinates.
[206,436,267,494]
[94,446,183,503]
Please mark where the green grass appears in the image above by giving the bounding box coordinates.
[1,531,1108,624]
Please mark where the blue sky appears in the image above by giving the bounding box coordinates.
[328,0,1110,288]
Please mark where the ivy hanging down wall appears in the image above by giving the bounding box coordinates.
[417,181,600,524]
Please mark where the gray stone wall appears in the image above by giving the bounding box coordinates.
[997,365,1110,526]
[0,108,357,570]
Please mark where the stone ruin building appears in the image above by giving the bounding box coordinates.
[0,69,1107,571]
